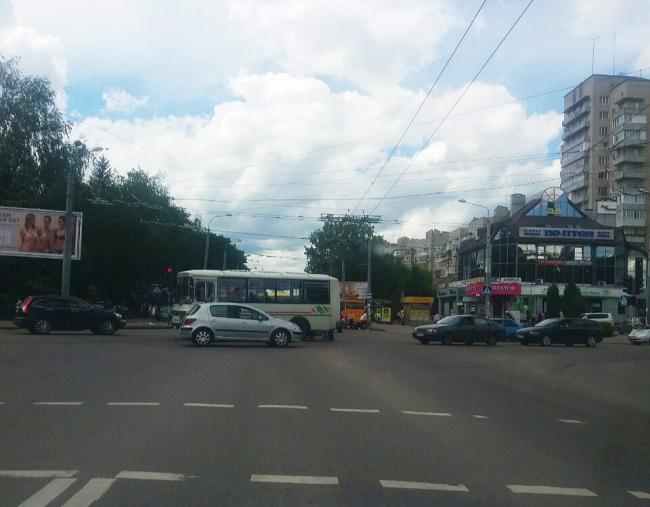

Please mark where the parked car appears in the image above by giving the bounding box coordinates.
[581,312,614,326]
[93,301,130,319]
[180,303,302,347]
[14,295,126,335]
[629,327,650,345]
[491,318,521,340]
[412,315,501,346]
[516,318,603,347]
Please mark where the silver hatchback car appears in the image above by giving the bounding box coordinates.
[180,303,302,347]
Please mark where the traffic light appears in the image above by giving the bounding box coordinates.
[166,266,174,274]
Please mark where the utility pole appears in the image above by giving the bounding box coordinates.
[367,237,372,300]
[61,164,74,296]
[203,213,232,269]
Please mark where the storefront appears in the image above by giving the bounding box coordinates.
[401,296,434,324]
[439,188,647,323]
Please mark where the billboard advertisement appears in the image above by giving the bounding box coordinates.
[596,200,617,215]
[340,281,370,300]
[0,206,82,260]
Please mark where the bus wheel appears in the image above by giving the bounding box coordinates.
[290,317,311,339]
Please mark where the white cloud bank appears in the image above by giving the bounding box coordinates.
[102,88,149,113]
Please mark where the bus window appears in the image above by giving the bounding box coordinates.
[303,281,329,304]
[177,276,194,304]
[195,281,215,302]
[248,279,275,303]
[276,280,301,303]
[217,277,246,302]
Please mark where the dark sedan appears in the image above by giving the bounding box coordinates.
[412,315,501,346]
[516,318,603,347]
[15,295,126,335]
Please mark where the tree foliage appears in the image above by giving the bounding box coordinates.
[305,216,432,313]
[546,283,562,318]
[0,57,245,316]
[562,281,583,318]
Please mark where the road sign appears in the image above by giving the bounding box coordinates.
[619,295,628,306]
[482,285,492,296]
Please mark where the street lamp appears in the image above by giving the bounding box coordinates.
[203,214,233,269]
[458,199,492,317]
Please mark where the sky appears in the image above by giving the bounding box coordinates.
[2,0,650,271]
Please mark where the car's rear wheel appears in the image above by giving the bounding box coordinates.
[99,319,116,335]
[486,335,497,347]
[33,319,51,335]
[418,338,430,345]
[540,335,552,347]
[441,333,452,345]
[192,328,213,347]
[585,335,597,347]
[271,329,290,347]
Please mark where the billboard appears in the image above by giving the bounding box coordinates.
[519,227,614,241]
[340,281,370,300]
[0,206,82,260]
[596,200,617,215]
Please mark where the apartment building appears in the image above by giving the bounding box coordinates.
[560,73,650,249]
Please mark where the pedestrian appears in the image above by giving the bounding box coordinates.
[148,303,157,326]
[398,308,405,326]
[433,313,441,323]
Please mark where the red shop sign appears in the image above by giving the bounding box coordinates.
[490,283,521,296]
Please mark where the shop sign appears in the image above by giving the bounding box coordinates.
[497,277,522,282]
[519,227,613,241]
[537,259,593,266]
[491,282,522,296]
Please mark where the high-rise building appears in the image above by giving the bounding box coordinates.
[560,74,650,249]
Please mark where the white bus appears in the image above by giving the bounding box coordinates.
[172,270,340,339]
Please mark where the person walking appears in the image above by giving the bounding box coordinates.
[148,303,157,326]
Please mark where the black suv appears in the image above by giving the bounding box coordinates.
[516,318,603,347]
[15,296,126,335]
[412,315,502,346]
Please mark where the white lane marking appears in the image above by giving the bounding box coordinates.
[330,408,380,413]
[259,404,308,410]
[17,478,77,507]
[0,470,77,478]
[106,402,160,406]
[380,480,468,492]
[250,474,338,485]
[61,478,116,507]
[507,485,597,496]
[557,419,586,424]
[34,402,83,406]
[473,415,489,419]
[0,401,5,404]
[183,403,234,408]
[115,471,194,481]
[402,410,452,417]
[629,490,650,499]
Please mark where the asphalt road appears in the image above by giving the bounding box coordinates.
[1,324,649,506]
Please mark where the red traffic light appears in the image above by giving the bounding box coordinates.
[166,266,174,274]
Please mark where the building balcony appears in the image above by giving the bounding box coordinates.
[561,174,588,193]
[562,119,589,140]
[562,104,590,126]
[612,121,646,137]
[613,153,646,166]
[612,168,646,181]
[613,137,648,148]
[617,216,646,228]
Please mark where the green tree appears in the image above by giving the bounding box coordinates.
[305,216,373,279]
[546,284,562,318]
[88,154,117,199]
[562,281,583,318]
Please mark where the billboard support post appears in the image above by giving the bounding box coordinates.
[61,165,74,296]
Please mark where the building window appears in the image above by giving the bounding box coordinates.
[602,141,608,148]
[599,126,608,135]
[598,186,608,196]
[595,246,615,284]
[598,171,606,179]
[600,111,608,120]
[600,96,609,105]
[598,156,607,165]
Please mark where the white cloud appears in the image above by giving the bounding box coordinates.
[0,23,68,109]
[72,73,562,269]
[102,88,149,113]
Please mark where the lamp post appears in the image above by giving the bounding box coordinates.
[458,199,492,317]
[638,188,649,322]
[203,214,232,269]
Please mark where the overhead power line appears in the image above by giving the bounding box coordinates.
[350,0,487,214]
[369,0,536,214]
